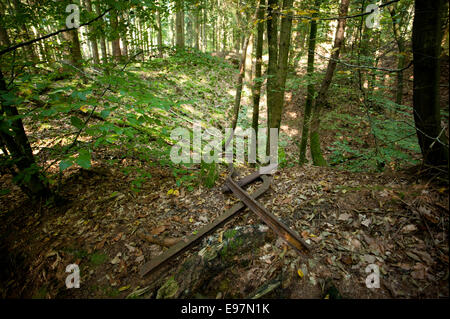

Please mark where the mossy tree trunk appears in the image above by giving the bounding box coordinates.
[175,0,184,49]
[251,0,266,144]
[299,0,320,165]
[0,69,50,199]
[110,8,122,62]
[85,0,99,65]
[266,0,294,153]
[309,0,349,166]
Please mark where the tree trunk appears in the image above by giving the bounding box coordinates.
[171,14,175,47]
[412,0,449,168]
[0,15,11,47]
[121,14,128,58]
[309,0,350,166]
[62,29,83,69]
[203,2,207,51]
[388,4,406,105]
[157,8,164,57]
[12,0,37,62]
[231,35,252,131]
[176,0,184,48]
[266,0,279,154]
[0,69,50,199]
[266,0,294,152]
[110,9,122,61]
[251,0,266,143]
[299,0,320,165]
[222,16,227,52]
[94,3,107,63]
[84,0,99,65]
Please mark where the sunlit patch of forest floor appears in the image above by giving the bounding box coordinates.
[0,51,448,299]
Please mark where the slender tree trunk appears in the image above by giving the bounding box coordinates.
[84,0,99,65]
[121,14,128,57]
[412,0,449,168]
[299,0,320,165]
[222,16,227,51]
[266,0,279,152]
[181,8,185,46]
[13,0,37,62]
[231,35,252,130]
[0,69,50,199]
[94,3,107,63]
[110,9,122,61]
[251,0,266,143]
[176,0,184,48]
[171,14,175,47]
[62,29,83,68]
[0,14,11,47]
[266,0,294,152]
[245,35,253,85]
[309,0,350,166]
[388,5,406,105]
[203,3,207,51]
[157,8,164,57]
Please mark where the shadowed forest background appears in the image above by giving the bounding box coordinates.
[0,0,448,299]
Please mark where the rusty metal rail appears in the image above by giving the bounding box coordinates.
[225,175,310,255]
[140,173,270,277]
[221,170,261,193]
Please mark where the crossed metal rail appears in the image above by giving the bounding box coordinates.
[140,170,309,278]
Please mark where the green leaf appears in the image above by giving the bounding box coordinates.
[59,159,73,171]
[75,150,91,169]
[100,110,110,119]
[70,116,84,129]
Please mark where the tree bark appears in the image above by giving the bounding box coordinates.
[251,0,266,143]
[388,3,407,105]
[110,8,122,61]
[412,0,449,168]
[0,69,50,199]
[203,1,207,51]
[176,0,184,48]
[121,14,128,57]
[299,0,320,165]
[62,29,83,69]
[266,0,294,152]
[157,8,164,57]
[309,0,350,166]
[231,35,252,131]
[94,3,107,63]
[84,0,99,65]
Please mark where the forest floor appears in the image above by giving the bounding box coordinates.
[0,50,448,299]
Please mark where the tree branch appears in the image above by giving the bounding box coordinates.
[0,8,111,56]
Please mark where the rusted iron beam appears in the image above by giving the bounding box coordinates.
[225,175,310,255]
[140,175,271,277]
[221,170,262,193]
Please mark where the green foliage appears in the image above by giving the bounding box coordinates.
[0,45,236,195]
[326,101,421,172]
[200,160,219,188]
[89,252,108,267]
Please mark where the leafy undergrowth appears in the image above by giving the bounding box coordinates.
[6,48,235,195]
[1,51,448,299]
